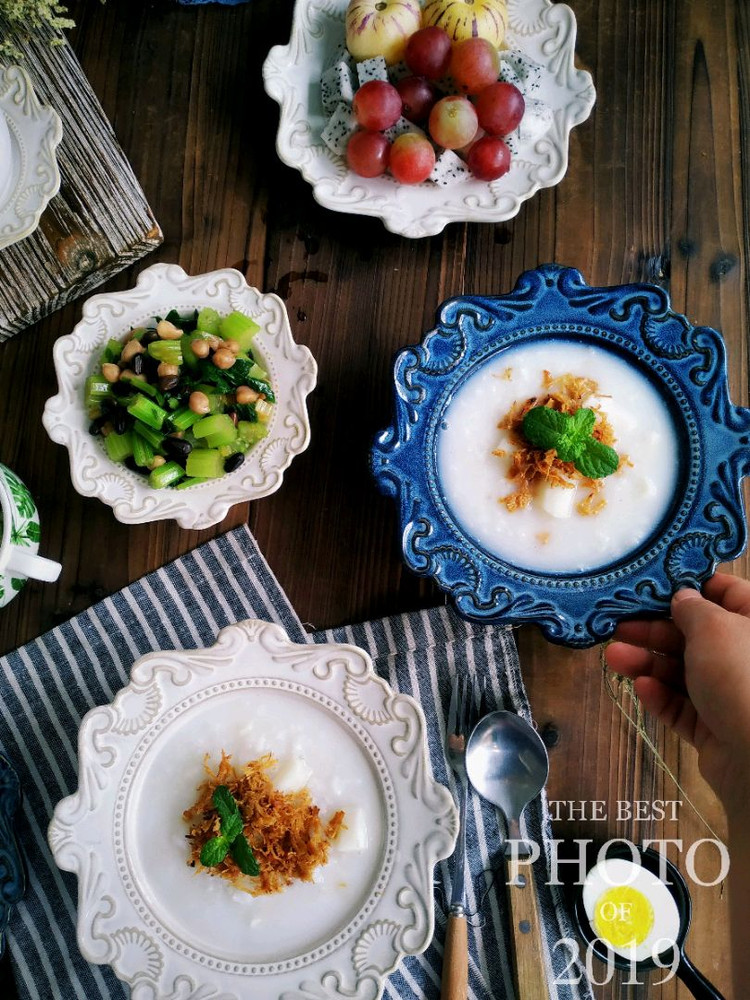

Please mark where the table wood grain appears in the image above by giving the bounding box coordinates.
[0,1,747,997]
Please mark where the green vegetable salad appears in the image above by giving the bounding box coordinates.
[86,307,274,489]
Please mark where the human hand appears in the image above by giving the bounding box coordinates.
[606,573,750,816]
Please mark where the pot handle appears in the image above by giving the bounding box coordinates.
[677,950,725,1000]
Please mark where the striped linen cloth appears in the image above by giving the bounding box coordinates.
[0,525,592,1000]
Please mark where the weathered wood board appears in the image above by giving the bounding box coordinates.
[0,21,161,340]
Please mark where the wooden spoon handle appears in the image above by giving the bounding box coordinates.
[506,859,549,1000]
[441,911,468,1000]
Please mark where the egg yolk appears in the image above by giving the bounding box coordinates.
[593,886,654,949]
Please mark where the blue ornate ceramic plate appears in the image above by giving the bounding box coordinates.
[0,753,24,955]
[371,264,750,647]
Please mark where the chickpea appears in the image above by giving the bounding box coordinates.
[236,385,260,405]
[223,339,241,355]
[120,339,144,364]
[101,363,120,383]
[157,362,180,377]
[191,338,211,359]
[213,349,236,370]
[119,369,137,381]
[156,319,183,340]
[206,335,222,351]
[189,390,211,415]
[148,455,166,470]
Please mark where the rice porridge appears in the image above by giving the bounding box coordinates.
[436,340,680,573]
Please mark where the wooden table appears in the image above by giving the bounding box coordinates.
[0,1,746,997]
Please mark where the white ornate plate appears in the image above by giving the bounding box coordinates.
[42,263,317,529]
[262,0,595,238]
[48,619,457,1000]
[0,64,62,250]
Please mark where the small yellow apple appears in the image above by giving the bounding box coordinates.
[346,0,422,66]
[422,0,508,49]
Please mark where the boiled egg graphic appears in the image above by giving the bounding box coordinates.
[581,857,681,962]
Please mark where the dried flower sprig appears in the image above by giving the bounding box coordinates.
[0,2,78,61]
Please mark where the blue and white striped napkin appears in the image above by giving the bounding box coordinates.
[0,525,591,1000]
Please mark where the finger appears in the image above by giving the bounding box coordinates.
[701,572,750,616]
[633,676,702,749]
[612,617,685,656]
[605,642,688,694]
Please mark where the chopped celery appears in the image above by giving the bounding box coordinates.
[133,420,165,449]
[101,338,124,363]
[219,311,260,351]
[180,333,200,371]
[147,340,183,365]
[170,407,203,431]
[255,399,274,423]
[238,420,269,446]
[104,431,134,463]
[185,449,225,479]
[132,434,155,468]
[205,427,239,448]
[123,375,157,398]
[148,461,185,489]
[193,413,236,440]
[197,307,221,336]
[127,395,168,430]
[175,476,209,490]
[85,376,111,409]
[247,361,269,382]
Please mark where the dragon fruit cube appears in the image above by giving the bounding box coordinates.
[324,41,356,74]
[517,99,554,142]
[502,49,544,96]
[321,102,359,156]
[383,116,424,142]
[430,149,472,187]
[321,62,356,114]
[356,56,389,86]
[498,60,523,89]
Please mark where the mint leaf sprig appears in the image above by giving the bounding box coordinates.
[199,784,260,876]
[521,406,619,480]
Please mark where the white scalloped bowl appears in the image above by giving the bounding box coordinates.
[42,264,317,529]
[262,0,596,238]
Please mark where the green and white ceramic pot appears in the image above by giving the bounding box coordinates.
[0,465,61,609]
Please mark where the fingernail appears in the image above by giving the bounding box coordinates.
[672,587,702,603]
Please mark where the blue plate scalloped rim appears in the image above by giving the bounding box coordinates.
[371,263,750,647]
[0,753,24,955]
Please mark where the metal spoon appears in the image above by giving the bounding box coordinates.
[466,711,550,1000]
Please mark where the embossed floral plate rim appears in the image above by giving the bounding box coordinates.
[0,64,62,251]
[371,263,750,647]
[262,0,596,239]
[48,619,457,1000]
[42,263,317,529]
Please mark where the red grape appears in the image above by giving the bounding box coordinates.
[346,130,391,177]
[450,38,501,95]
[474,82,525,136]
[466,135,511,181]
[405,26,452,80]
[352,80,402,131]
[396,76,437,123]
[389,132,436,184]
[428,95,478,150]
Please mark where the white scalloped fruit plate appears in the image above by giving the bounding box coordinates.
[0,64,62,250]
[262,0,595,238]
[42,263,317,529]
[48,620,457,1000]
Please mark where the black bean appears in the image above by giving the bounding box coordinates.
[159,375,179,391]
[164,437,193,460]
[88,416,108,436]
[140,329,159,347]
[110,381,133,398]
[132,354,144,376]
[112,410,129,435]
[124,457,141,473]
[224,453,245,473]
